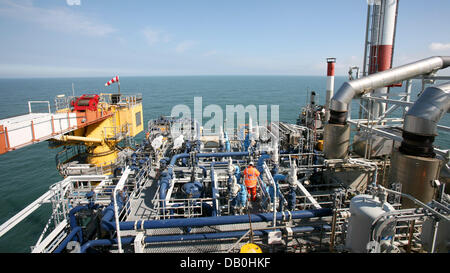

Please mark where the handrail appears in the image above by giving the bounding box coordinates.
[28,101,51,114]
[113,166,131,253]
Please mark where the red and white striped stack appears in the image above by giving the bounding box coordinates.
[368,0,398,117]
[105,76,119,87]
[369,0,397,74]
[325,58,336,121]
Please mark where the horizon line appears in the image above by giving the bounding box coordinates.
[0,74,351,80]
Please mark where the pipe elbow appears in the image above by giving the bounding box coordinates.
[439,56,450,69]
[403,82,450,136]
[100,205,115,231]
[330,82,357,113]
[273,174,286,183]
[329,56,450,124]
[400,81,450,157]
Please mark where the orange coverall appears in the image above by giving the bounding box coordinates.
[243,166,260,201]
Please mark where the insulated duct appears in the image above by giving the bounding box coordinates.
[102,208,332,232]
[389,82,450,207]
[400,82,450,157]
[329,56,450,124]
[324,56,450,159]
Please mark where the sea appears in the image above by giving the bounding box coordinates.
[0,75,448,252]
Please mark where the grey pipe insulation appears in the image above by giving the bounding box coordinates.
[326,56,450,158]
[400,81,450,157]
[329,56,450,124]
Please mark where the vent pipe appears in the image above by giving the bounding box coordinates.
[368,0,399,117]
[325,58,336,121]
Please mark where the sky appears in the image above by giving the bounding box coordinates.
[0,0,450,78]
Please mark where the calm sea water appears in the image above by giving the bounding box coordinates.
[0,76,448,252]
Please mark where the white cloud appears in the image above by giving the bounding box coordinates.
[175,40,197,53]
[203,50,218,57]
[66,0,81,6]
[429,42,450,51]
[0,0,115,36]
[142,27,171,46]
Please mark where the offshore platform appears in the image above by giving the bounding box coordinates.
[0,0,448,253]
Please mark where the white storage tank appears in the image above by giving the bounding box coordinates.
[345,194,395,253]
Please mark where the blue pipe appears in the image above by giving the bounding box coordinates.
[271,164,279,176]
[100,190,128,232]
[287,187,297,211]
[257,154,271,173]
[53,226,82,253]
[79,224,332,252]
[272,174,288,211]
[243,133,250,152]
[105,208,332,231]
[68,205,88,229]
[182,141,191,166]
[234,182,248,208]
[168,153,189,175]
[227,176,233,193]
[145,230,270,243]
[195,140,201,153]
[273,174,285,183]
[196,151,250,158]
[291,224,331,233]
[224,132,231,152]
[158,171,172,210]
[80,237,134,253]
[101,204,115,231]
[167,151,250,177]
[198,166,207,178]
[269,174,285,202]
[168,152,251,172]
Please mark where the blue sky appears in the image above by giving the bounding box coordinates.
[0,0,450,78]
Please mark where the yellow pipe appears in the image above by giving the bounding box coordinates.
[62,135,103,143]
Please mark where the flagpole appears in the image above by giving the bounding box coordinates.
[118,81,120,94]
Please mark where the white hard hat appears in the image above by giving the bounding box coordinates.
[249,161,254,166]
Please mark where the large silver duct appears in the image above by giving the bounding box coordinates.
[403,81,450,137]
[324,56,450,159]
[389,151,441,208]
[390,82,450,208]
[330,56,450,114]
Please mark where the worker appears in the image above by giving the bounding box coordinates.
[242,161,260,202]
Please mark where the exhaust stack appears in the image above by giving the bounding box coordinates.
[366,0,399,117]
[325,58,336,121]
[368,0,397,75]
